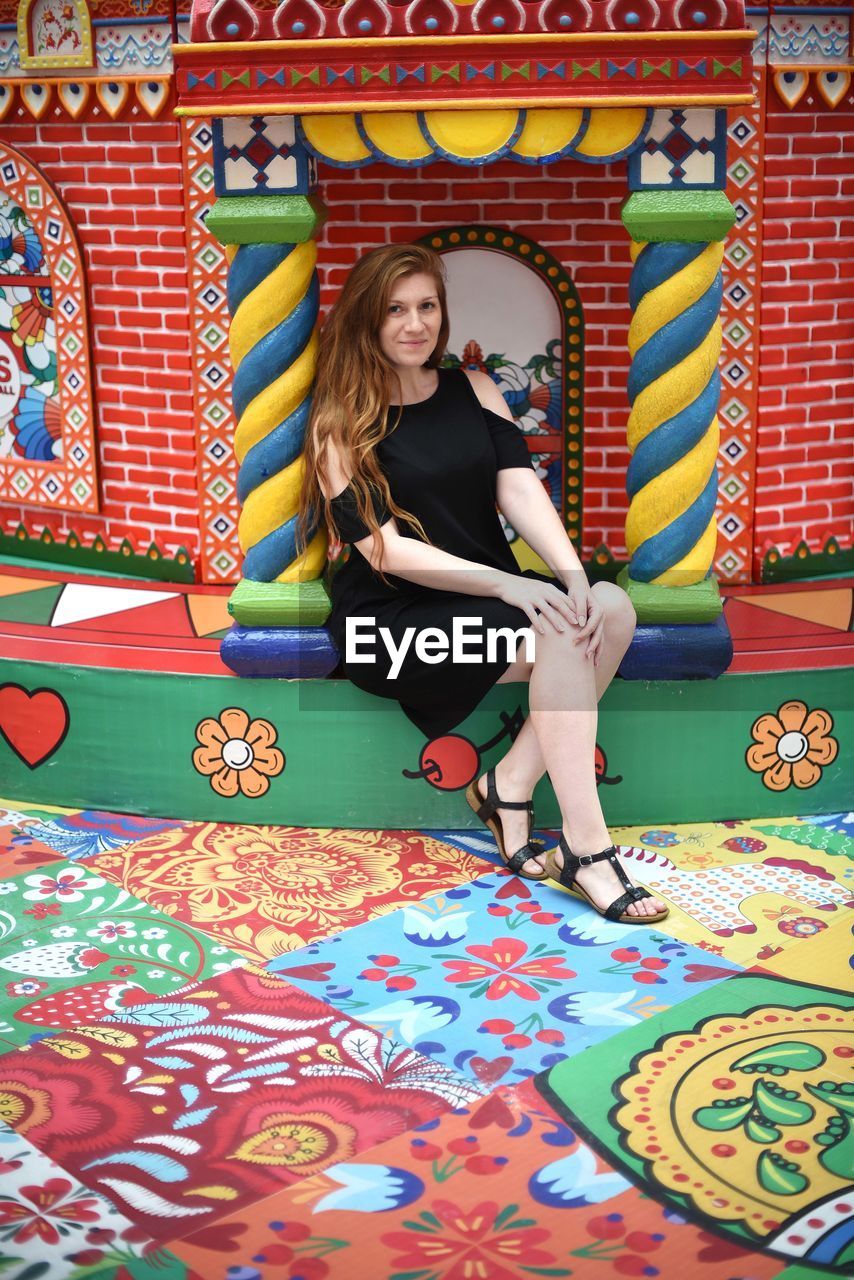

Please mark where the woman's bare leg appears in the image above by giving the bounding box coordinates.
[475,582,666,915]
[473,591,627,873]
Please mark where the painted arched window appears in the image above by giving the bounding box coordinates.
[0,142,97,510]
[16,0,94,70]
[421,226,584,573]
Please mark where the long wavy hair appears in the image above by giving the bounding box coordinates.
[297,243,450,581]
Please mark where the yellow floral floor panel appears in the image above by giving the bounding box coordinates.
[438,814,854,966]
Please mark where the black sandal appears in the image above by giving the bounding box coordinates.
[465,767,548,880]
[544,834,669,923]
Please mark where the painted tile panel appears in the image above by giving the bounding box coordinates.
[0,860,244,1050]
[87,826,492,963]
[0,965,484,1241]
[168,1077,781,1280]
[271,872,743,1089]
[0,1120,199,1279]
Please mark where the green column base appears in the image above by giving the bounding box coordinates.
[617,567,723,623]
[228,577,331,626]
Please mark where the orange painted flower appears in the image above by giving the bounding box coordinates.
[746,699,838,792]
[193,708,284,799]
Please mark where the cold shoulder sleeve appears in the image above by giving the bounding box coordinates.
[482,407,535,472]
[328,481,391,544]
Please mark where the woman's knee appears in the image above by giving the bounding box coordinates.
[497,654,533,683]
[591,580,637,634]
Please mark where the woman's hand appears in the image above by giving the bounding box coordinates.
[497,573,605,665]
[496,575,581,638]
[560,574,605,665]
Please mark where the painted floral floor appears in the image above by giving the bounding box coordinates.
[0,799,851,1280]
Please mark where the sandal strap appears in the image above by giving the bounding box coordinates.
[605,847,634,893]
[556,838,646,901]
[605,885,650,922]
[554,834,580,888]
[476,768,534,822]
[505,842,545,874]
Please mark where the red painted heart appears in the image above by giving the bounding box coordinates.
[468,1088,517,1130]
[274,962,335,983]
[0,684,69,769]
[495,876,531,900]
[469,1054,514,1085]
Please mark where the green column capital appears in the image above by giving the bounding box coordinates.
[207,194,328,247]
[622,190,736,243]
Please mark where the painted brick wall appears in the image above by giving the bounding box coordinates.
[0,123,198,559]
[755,94,854,569]
[315,158,635,561]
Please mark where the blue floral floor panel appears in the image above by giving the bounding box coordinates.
[268,870,743,1088]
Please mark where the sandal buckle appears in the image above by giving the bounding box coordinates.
[577,854,595,866]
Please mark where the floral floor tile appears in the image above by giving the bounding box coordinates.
[0,965,484,1242]
[3,810,187,862]
[268,871,742,1090]
[166,1075,781,1280]
[748,917,853,992]
[0,819,65,871]
[568,821,852,967]
[0,800,79,822]
[0,860,245,1051]
[86,825,491,963]
[432,817,854,967]
[538,973,854,1274]
[0,1120,200,1280]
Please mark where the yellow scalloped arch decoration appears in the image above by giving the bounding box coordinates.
[576,107,649,158]
[301,108,650,165]
[300,113,371,164]
[512,109,586,159]
[421,109,521,159]
[359,112,434,162]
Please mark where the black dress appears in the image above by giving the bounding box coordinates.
[327,367,566,737]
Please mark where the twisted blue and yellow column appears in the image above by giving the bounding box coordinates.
[618,188,736,678]
[206,118,337,676]
[625,238,723,587]
[228,239,325,584]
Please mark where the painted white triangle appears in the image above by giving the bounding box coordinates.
[51,583,177,628]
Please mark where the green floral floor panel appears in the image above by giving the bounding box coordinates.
[0,859,245,1050]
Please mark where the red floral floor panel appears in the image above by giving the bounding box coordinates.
[169,1078,783,1280]
[0,807,850,1279]
[84,825,491,962]
[0,965,483,1243]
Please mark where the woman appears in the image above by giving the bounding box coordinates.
[298,244,667,924]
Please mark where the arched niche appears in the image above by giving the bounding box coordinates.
[0,142,98,510]
[420,225,584,573]
[16,0,94,69]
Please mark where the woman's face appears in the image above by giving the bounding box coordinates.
[378,272,442,370]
